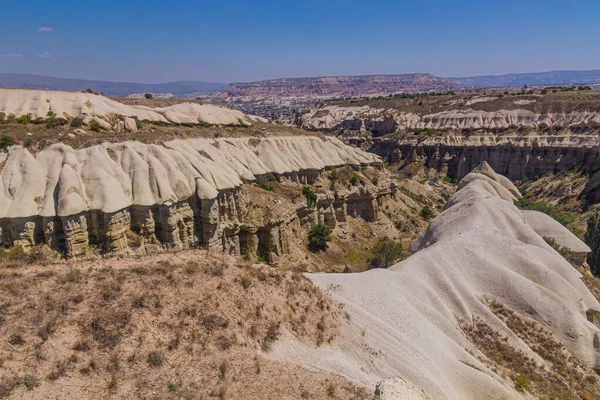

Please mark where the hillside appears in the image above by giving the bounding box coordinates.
[0,74,228,97]
[216,74,467,98]
[454,69,600,87]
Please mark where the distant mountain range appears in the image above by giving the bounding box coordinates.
[454,70,600,87]
[0,73,228,96]
[2,70,600,99]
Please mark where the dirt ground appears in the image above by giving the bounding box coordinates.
[0,250,370,400]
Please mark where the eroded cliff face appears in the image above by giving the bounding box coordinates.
[0,135,392,261]
[362,133,600,181]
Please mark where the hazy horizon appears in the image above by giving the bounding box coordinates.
[1,0,599,83]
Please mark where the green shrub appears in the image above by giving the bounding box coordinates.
[255,178,273,191]
[0,134,15,152]
[89,121,102,132]
[85,88,94,93]
[368,238,406,269]
[144,93,153,99]
[350,173,361,186]
[419,206,434,221]
[515,374,530,391]
[45,110,60,128]
[18,114,32,124]
[70,117,84,127]
[514,197,574,226]
[308,224,332,253]
[302,187,317,208]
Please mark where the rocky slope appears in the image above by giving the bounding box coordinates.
[0,135,389,261]
[300,89,600,181]
[273,162,600,399]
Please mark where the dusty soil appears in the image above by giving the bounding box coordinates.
[0,121,314,152]
[0,250,370,400]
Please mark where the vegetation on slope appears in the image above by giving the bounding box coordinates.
[0,251,368,399]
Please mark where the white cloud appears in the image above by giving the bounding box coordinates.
[0,53,23,58]
[37,52,53,58]
[38,27,54,32]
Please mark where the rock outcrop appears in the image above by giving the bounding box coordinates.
[301,104,600,133]
[366,133,600,180]
[0,88,266,129]
[271,162,600,399]
[0,135,383,258]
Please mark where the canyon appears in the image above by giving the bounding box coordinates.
[300,89,600,182]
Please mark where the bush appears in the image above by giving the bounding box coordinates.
[70,117,84,127]
[419,206,434,221]
[308,224,332,253]
[255,177,273,191]
[45,110,60,128]
[350,173,361,186]
[368,238,406,269]
[89,121,102,132]
[514,197,574,226]
[302,187,317,208]
[0,134,15,152]
[18,114,31,124]
[85,88,94,93]
[515,374,530,391]
[144,93,153,99]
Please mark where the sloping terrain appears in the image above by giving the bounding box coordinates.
[269,162,600,399]
[0,88,265,129]
[216,74,467,98]
[454,69,600,87]
[0,74,228,96]
[300,88,600,182]
[0,251,369,399]
[301,88,600,133]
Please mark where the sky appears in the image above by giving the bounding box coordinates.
[0,0,599,84]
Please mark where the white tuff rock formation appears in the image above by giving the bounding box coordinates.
[0,136,380,256]
[301,104,600,132]
[270,162,599,399]
[0,88,266,128]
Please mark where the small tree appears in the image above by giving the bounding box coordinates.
[368,238,406,269]
[18,114,31,124]
[0,134,15,152]
[144,93,153,99]
[302,187,317,208]
[586,213,600,275]
[45,110,59,128]
[308,224,332,253]
[420,206,434,221]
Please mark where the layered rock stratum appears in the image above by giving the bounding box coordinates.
[300,90,600,181]
[271,162,600,399]
[0,134,382,259]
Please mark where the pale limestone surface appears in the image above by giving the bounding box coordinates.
[0,88,266,126]
[302,104,600,131]
[0,136,380,219]
[270,163,600,400]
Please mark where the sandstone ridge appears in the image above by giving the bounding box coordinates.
[302,104,600,133]
[0,88,265,129]
[0,136,381,258]
[271,162,600,399]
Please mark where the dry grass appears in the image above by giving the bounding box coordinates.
[0,250,368,399]
[462,300,600,399]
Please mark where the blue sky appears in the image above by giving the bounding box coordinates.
[0,0,598,83]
